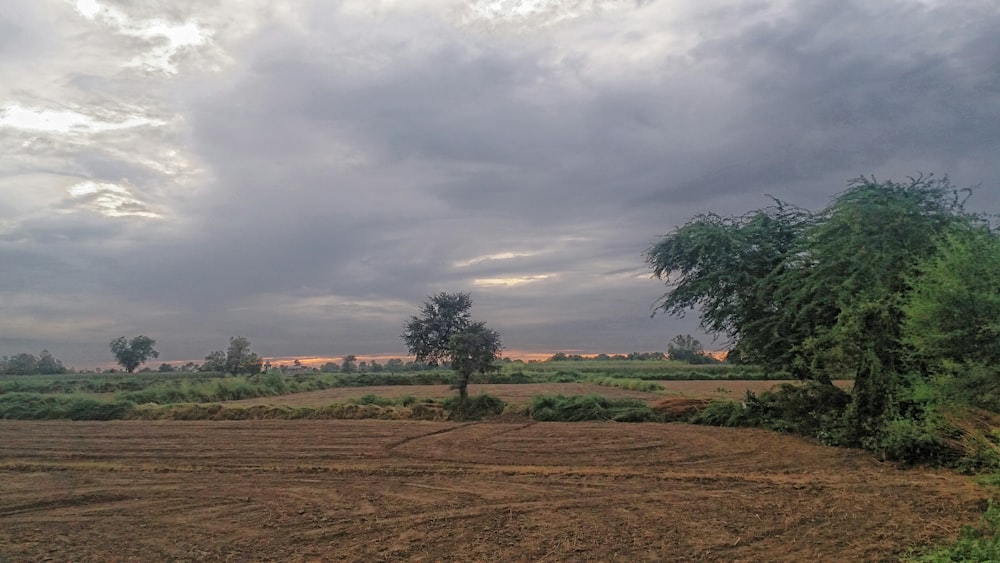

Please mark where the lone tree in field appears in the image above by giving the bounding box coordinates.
[402,292,503,401]
[109,335,159,373]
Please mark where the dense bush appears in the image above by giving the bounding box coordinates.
[441,394,506,420]
[588,377,664,393]
[0,393,135,420]
[529,395,660,422]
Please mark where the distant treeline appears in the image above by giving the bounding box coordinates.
[0,351,68,375]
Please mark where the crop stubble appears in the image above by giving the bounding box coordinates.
[0,420,984,562]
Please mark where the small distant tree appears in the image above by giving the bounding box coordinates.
[386,358,403,374]
[225,336,263,376]
[158,363,176,373]
[6,352,38,375]
[201,350,226,372]
[319,362,339,373]
[109,336,159,373]
[402,292,503,401]
[667,334,718,364]
[36,350,67,374]
[341,354,357,373]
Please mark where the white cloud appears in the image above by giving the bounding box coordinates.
[66,181,162,218]
[453,250,542,267]
[0,104,164,134]
[70,0,211,74]
[474,274,554,287]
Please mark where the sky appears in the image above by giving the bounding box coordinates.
[1,0,999,368]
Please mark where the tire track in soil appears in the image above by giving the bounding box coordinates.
[385,422,476,450]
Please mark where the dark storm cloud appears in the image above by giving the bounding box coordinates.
[2,0,999,365]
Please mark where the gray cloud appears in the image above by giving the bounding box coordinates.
[1,0,998,366]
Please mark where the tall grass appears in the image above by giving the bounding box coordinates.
[528,394,661,422]
[0,393,135,420]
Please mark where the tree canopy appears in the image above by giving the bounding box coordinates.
[402,292,502,400]
[109,336,159,374]
[646,175,991,441]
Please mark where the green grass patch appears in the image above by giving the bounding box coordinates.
[528,394,661,422]
[587,376,664,392]
[0,393,135,420]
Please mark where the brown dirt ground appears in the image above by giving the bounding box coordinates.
[225,380,853,407]
[0,420,985,562]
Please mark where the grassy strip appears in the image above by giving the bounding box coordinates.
[586,376,664,393]
[0,393,136,420]
[517,361,780,380]
[1,391,663,423]
[528,394,661,422]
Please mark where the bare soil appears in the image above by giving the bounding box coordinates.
[0,420,984,562]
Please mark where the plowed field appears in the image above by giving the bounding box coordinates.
[0,420,983,562]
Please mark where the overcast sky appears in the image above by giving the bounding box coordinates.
[2,0,998,367]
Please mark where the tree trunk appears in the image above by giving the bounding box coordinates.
[456,370,470,402]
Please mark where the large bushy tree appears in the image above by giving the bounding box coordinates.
[402,292,503,400]
[646,176,984,438]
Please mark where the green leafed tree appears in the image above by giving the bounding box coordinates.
[340,354,357,374]
[667,334,716,364]
[904,226,1000,367]
[36,350,67,374]
[646,175,982,438]
[201,350,226,372]
[402,292,503,400]
[5,352,39,375]
[109,336,159,373]
[224,336,263,376]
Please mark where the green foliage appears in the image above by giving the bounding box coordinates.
[904,226,1000,367]
[351,394,399,406]
[0,393,135,420]
[646,200,810,366]
[402,292,503,400]
[648,175,991,456]
[688,382,852,441]
[402,292,474,366]
[667,334,719,364]
[109,335,159,373]
[529,394,660,422]
[441,394,507,420]
[224,336,264,376]
[0,350,69,375]
[588,377,664,392]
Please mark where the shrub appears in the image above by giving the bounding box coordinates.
[351,394,398,407]
[442,394,506,420]
[0,393,135,420]
[529,395,660,422]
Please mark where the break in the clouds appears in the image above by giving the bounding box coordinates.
[1,0,998,367]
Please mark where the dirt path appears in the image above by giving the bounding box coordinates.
[0,420,983,562]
